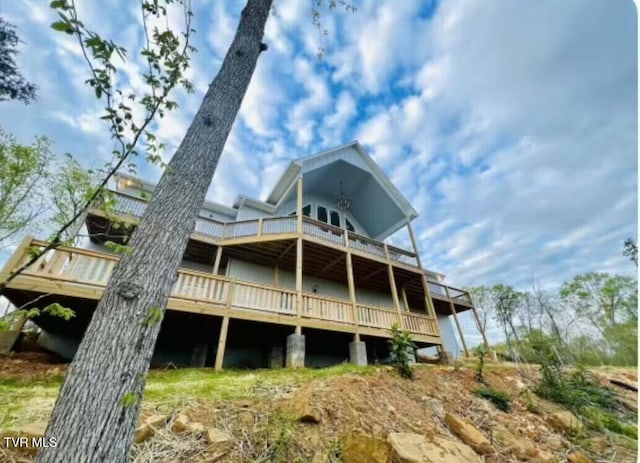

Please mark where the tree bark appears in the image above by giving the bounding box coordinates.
[36,1,272,461]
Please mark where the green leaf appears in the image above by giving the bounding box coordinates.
[51,21,70,31]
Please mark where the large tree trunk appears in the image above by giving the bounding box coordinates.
[36,1,272,461]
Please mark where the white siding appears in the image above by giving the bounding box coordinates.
[236,204,273,220]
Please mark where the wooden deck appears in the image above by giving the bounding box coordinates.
[3,239,442,344]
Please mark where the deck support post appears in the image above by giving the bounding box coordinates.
[214,315,230,371]
[274,264,280,287]
[0,235,33,283]
[349,340,367,366]
[406,219,441,335]
[344,234,360,341]
[212,246,223,275]
[286,333,305,368]
[295,176,303,335]
[385,245,404,328]
[444,286,469,357]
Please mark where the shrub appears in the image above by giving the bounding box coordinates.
[388,323,416,380]
[474,387,511,412]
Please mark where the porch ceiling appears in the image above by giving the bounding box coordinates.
[282,160,407,240]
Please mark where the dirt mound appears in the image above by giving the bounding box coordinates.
[0,352,67,380]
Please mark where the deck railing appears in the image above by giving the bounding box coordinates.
[12,240,440,337]
[102,191,419,267]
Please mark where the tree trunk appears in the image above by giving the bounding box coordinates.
[36,1,272,461]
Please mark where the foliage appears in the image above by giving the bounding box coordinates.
[0,303,75,331]
[388,323,416,379]
[622,238,637,267]
[474,344,487,383]
[0,17,37,103]
[474,387,511,412]
[0,130,52,246]
[1,0,196,292]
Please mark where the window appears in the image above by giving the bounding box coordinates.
[317,205,327,223]
[289,204,311,217]
[345,218,355,232]
[330,210,340,227]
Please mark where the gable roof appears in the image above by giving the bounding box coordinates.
[264,141,418,220]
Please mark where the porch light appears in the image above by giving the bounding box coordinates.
[336,181,351,211]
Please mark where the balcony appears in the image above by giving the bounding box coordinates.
[91,192,421,269]
[2,239,441,343]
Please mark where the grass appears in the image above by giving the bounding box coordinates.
[473,386,511,412]
[0,364,376,429]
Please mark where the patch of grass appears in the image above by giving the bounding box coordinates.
[581,406,638,440]
[474,387,511,412]
[144,364,375,405]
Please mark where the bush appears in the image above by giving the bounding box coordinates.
[388,323,416,380]
[474,387,511,412]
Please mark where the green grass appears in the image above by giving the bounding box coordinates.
[473,386,512,412]
[0,364,375,429]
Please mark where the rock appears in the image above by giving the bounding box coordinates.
[185,422,205,434]
[171,414,190,433]
[543,433,569,452]
[341,431,392,463]
[546,411,584,434]
[444,413,493,455]
[491,423,534,460]
[134,414,170,443]
[567,451,595,463]
[206,428,233,446]
[292,392,322,424]
[388,432,482,463]
[1,424,47,455]
[529,449,559,463]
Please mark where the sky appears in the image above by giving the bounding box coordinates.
[0,1,637,346]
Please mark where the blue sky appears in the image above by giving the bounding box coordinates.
[0,1,637,345]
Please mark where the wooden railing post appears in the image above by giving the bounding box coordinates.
[0,235,35,285]
[444,286,469,357]
[257,218,263,236]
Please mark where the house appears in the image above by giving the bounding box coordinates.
[0,141,489,368]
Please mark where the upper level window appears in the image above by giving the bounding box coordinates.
[303,204,311,217]
[317,205,328,223]
[330,210,340,227]
[345,218,355,232]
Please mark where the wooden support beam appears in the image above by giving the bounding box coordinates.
[387,264,404,328]
[274,264,280,287]
[344,237,360,340]
[212,246,223,275]
[277,241,296,260]
[401,286,410,312]
[406,220,423,268]
[295,237,303,335]
[445,286,469,357]
[356,266,386,285]
[296,176,303,234]
[257,218,264,236]
[315,254,345,277]
[214,315,230,371]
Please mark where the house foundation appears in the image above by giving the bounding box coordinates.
[190,344,207,367]
[269,345,284,368]
[349,340,367,366]
[286,333,305,368]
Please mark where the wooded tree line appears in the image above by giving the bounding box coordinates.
[468,257,638,367]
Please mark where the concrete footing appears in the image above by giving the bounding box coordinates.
[286,334,305,368]
[269,345,284,368]
[190,344,207,367]
[349,341,368,366]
